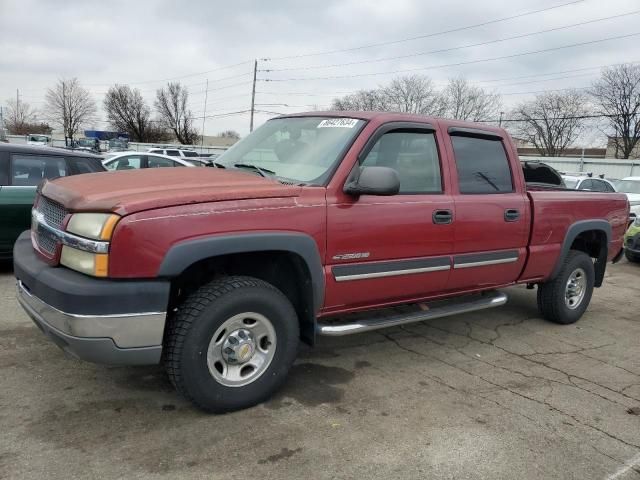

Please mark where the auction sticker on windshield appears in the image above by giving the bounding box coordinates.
[317,118,359,128]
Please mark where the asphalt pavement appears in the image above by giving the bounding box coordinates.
[1,259,639,479]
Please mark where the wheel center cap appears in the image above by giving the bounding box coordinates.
[222,329,255,364]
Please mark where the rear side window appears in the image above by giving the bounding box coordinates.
[10,154,67,186]
[148,156,177,168]
[70,157,105,174]
[451,136,513,194]
[166,150,180,157]
[107,154,143,170]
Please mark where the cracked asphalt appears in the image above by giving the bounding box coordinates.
[1,260,639,479]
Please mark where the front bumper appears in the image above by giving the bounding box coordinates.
[13,231,170,365]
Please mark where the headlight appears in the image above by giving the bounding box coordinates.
[66,213,119,240]
[61,213,119,277]
[60,246,109,277]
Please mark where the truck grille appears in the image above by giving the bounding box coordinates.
[34,196,68,255]
[38,196,67,229]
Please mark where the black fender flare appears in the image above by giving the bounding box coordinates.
[550,220,611,287]
[158,231,325,314]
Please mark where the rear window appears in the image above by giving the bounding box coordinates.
[10,154,67,186]
[166,150,180,157]
[451,135,513,194]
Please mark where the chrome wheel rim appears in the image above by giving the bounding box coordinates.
[565,268,587,310]
[207,312,277,387]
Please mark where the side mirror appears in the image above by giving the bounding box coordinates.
[344,166,400,196]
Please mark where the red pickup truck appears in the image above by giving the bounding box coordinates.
[14,112,629,412]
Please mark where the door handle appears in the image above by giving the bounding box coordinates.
[432,209,453,225]
[504,209,520,222]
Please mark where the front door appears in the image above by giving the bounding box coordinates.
[444,129,529,291]
[324,124,455,314]
[0,153,68,256]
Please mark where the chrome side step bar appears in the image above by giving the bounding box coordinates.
[316,291,508,336]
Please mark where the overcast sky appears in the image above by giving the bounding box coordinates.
[1,0,639,142]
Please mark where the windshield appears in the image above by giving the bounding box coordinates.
[617,180,640,194]
[217,116,365,184]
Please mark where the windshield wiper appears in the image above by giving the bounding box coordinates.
[475,172,499,191]
[233,163,275,177]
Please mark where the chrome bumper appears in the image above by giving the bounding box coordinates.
[17,280,165,365]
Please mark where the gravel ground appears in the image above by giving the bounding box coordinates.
[1,259,639,479]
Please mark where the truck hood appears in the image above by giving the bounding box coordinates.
[40,168,302,215]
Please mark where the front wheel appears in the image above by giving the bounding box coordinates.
[537,250,595,325]
[164,276,299,412]
[625,249,640,263]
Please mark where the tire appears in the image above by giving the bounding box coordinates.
[625,249,640,263]
[164,275,299,413]
[537,250,595,325]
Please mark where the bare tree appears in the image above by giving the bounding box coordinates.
[510,90,590,157]
[382,75,446,115]
[4,98,37,134]
[218,129,240,140]
[155,82,199,144]
[590,64,640,159]
[104,85,155,142]
[441,78,501,122]
[331,89,388,111]
[44,78,96,144]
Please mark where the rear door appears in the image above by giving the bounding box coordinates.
[324,122,455,312]
[445,128,529,291]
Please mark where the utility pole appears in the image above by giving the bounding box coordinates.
[201,78,208,148]
[249,59,258,133]
[498,111,504,127]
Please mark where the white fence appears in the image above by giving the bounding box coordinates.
[6,135,229,156]
[520,156,640,180]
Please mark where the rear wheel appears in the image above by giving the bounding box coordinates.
[625,249,640,263]
[164,276,299,412]
[537,250,595,325]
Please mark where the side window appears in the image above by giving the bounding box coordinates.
[604,182,615,192]
[70,157,105,174]
[166,150,180,157]
[451,135,513,194]
[10,154,67,186]
[112,155,142,170]
[578,179,593,190]
[0,155,8,185]
[360,131,442,193]
[147,156,175,168]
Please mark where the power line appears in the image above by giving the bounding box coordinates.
[263,32,640,82]
[263,0,585,61]
[84,60,254,87]
[262,10,640,73]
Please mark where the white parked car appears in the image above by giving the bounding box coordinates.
[102,152,196,170]
[562,174,617,192]
[26,134,51,147]
[615,177,640,223]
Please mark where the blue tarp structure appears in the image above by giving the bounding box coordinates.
[84,130,129,141]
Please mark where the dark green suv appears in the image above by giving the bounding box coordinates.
[0,143,105,259]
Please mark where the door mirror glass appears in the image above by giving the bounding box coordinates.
[344,166,400,196]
